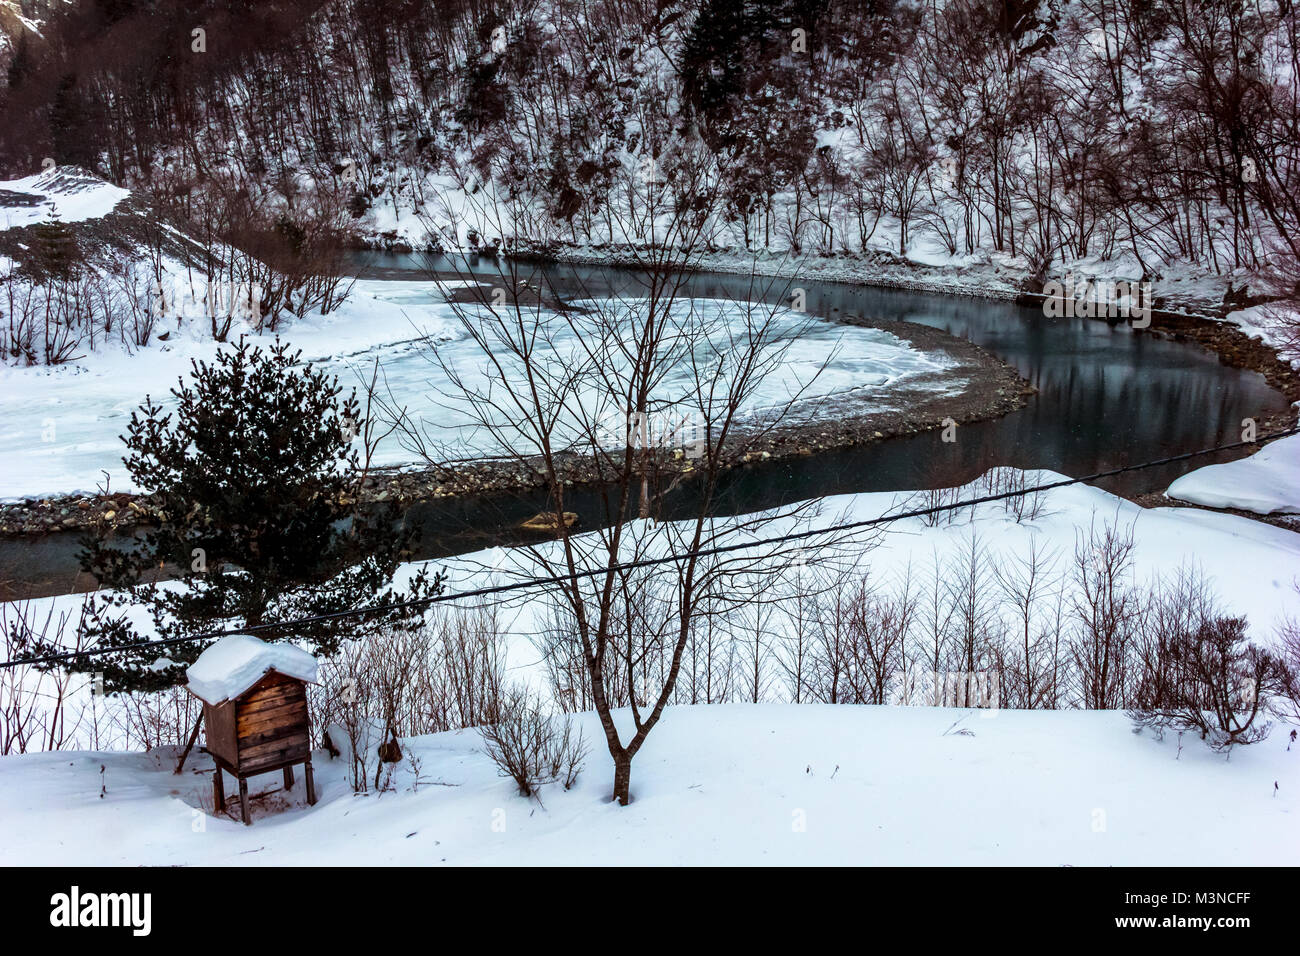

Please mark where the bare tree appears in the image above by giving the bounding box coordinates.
[1068,515,1140,709]
[1,598,96,753]
[848,566,917,705]
[994,537,1062,709]
[395,176,855,802]
[1277,607,1300,724]
[947,528,999,677]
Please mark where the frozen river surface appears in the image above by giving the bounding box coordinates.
[0,281,957,498]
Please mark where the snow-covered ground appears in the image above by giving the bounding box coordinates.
[0,703,1294,866]
[0,280,957,498]
[1223,303,1300,365]
[426,470,1300,659]
[0,167,129,229]
[3,468,1299,864]
[1167,434,1300,515]
[0,280,451,498]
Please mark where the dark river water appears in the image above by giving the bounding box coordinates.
[2,251,1288,599]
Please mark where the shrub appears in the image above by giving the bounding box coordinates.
[1130,611,1287,751]
[479,687,587,797]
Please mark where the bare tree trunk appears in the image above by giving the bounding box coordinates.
[612,750,633,806]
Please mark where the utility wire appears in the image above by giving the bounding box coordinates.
[3,426,1296,670]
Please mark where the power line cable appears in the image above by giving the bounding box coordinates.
[3,426,1295,670]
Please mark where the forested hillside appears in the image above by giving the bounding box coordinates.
[2,0,1298,289]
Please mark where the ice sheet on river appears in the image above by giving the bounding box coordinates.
[0,282,957,498]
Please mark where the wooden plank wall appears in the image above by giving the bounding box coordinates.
[235,672,309,775]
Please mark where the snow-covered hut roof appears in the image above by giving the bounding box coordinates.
[185,634,318,705]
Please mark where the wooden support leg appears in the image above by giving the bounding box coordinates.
[238,777,251,826]
[213,766,225,813]
[283,765,295,791]
[304,757,317,806]
[175,715,203,774]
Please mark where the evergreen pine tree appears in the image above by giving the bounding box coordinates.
[30,213,80,282]
[59,337,440,693]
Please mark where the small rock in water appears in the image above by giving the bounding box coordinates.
[519,511,578,533]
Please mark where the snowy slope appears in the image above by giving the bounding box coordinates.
[0,168,129,229]
[1167,434,1300,515]
[0,704,1294,866]
[14,469,1300,718]
[418,471,1300,662]
[1222,303,1300,369]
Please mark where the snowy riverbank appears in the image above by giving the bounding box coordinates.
[1168,433,1300,516]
